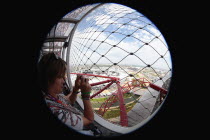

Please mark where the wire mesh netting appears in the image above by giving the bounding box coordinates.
[39,2,173,133]
[68,3,172,127]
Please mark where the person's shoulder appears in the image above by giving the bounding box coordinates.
[58,93,71,103]
[58,93,67,99]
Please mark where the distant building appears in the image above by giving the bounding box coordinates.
[83,70,93,74]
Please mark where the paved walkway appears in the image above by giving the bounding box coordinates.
[127,87,160,126]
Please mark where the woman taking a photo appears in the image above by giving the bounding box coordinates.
[37,52,95,135]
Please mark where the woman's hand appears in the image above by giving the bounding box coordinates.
[80,76,91,93]
[74,75,82,91]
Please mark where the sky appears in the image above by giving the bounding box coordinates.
[68,3,172,71]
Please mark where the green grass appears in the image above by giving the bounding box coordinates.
[91,92,140,117]
[123,92,132,98]
[94,100,138,119]
[91,97,108,102]
[103,107,120,119]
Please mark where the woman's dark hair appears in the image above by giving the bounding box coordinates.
[37,52,67,93]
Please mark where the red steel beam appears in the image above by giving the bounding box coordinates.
[149,83,167,94]
[98,88,129,117]
[90,79,113,86]
[90,81,114,99]
[70,73,119,80]
[116,81,128,127]
[98,94,118,116]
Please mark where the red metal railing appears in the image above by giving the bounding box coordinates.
[70,73,167,127]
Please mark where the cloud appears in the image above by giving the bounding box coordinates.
[70,3,172,70]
